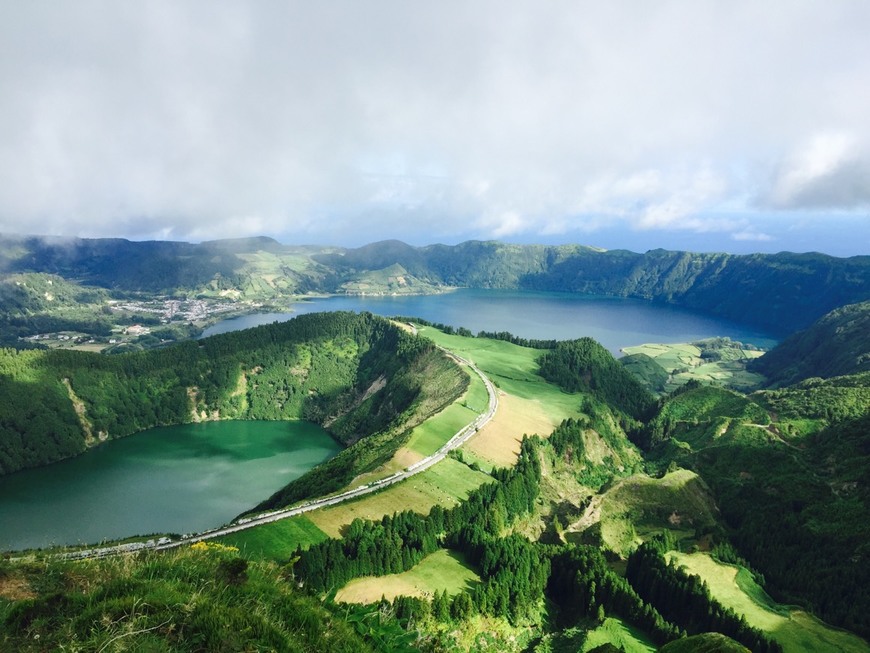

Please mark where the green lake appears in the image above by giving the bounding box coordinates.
[0,420,340,551]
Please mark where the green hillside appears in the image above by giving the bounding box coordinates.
[4,234,870,333]
[750,300,870,386]
[539,337,656,420]
[0,312,468,505]
[0,543,379,652]
[643,380,870,637]
[317,240,870,333]
[658,633,750,653]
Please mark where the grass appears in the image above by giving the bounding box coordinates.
[566,469,720,556]
[417,327,581,417]
[0,546,374,652]
[405,370,488,457]
[667,552,870,653]
[416,327,587,467]
[464,391,561,466]
[309,458,492,538]
[582,617,657,653]
[335,549,480,604]
[216,515,329,560]
[622,341,766,393]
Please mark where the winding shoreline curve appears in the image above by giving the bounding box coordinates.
[64,344,497,559]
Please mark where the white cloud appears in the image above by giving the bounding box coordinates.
[732,228,773,242]
[0,1,868,252]
[765,131,870,209]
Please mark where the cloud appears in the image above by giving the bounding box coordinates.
[0,1,868,252]
[763,131,870,209]
[732,228,773,242]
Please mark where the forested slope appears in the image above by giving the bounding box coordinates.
[318,240,870,332]
[640,378,870,637]
[749,300,870,386]
[0,312,468,486]
[4,234,870,334]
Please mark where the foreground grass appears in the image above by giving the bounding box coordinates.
[335,549,480,604]
[0,544,374,652]
[667,552,870,653]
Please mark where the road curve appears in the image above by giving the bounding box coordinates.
[128,346,499,552]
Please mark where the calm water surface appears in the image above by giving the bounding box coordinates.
[4,290,776,551]
[203,289,777,352]
[0,420,339,551]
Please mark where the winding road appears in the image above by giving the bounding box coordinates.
[153,349,496,550]
[51,346,499,559]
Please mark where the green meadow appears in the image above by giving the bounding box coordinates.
[217,515,328,560]
[335,549,480,604]
[667,552,870,653]
[622,341,766,393]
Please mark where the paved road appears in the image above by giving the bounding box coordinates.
[129,347,496,552]
[57,339,496,560]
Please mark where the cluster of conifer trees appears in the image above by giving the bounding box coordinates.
[537,337,656,420]
[294,433,784,648]
[626,539,781,652]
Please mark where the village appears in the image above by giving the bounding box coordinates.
[20,296,265,351]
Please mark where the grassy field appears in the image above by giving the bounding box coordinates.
[309,458,492,538]
[405,369,489,457]
[418,327,581,415]
[335,549,480,604]
[566,469,719,556]
[582,617,657,653]
[667,552,870,653]
[216,515,329,560]
[622,342,766,393]
[217,328,578,560]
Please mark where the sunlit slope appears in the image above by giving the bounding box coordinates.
[0,312,467,502]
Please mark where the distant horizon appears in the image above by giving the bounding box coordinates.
[2,3,868,260]
[2,228,867,259]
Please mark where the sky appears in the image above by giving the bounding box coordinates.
[1,1,869,256]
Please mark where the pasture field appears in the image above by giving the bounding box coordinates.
[405,369,489,457]
[350,366,488,487]
[667,552,870,653]
[308,458,492,538]
[622,342,765,393]
[216,515,328,560]
[417,327,581,420]
[581,617,657,653]
[334,549,480,604]
[464,391,562,466]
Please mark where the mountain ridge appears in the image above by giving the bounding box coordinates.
[3,234,869,335]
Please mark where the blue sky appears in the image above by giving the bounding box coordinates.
[1,1,869,256]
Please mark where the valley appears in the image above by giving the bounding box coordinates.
[1,236,870,652]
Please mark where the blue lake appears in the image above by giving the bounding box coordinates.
[203,289,777,353]
[2,290,776,551]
